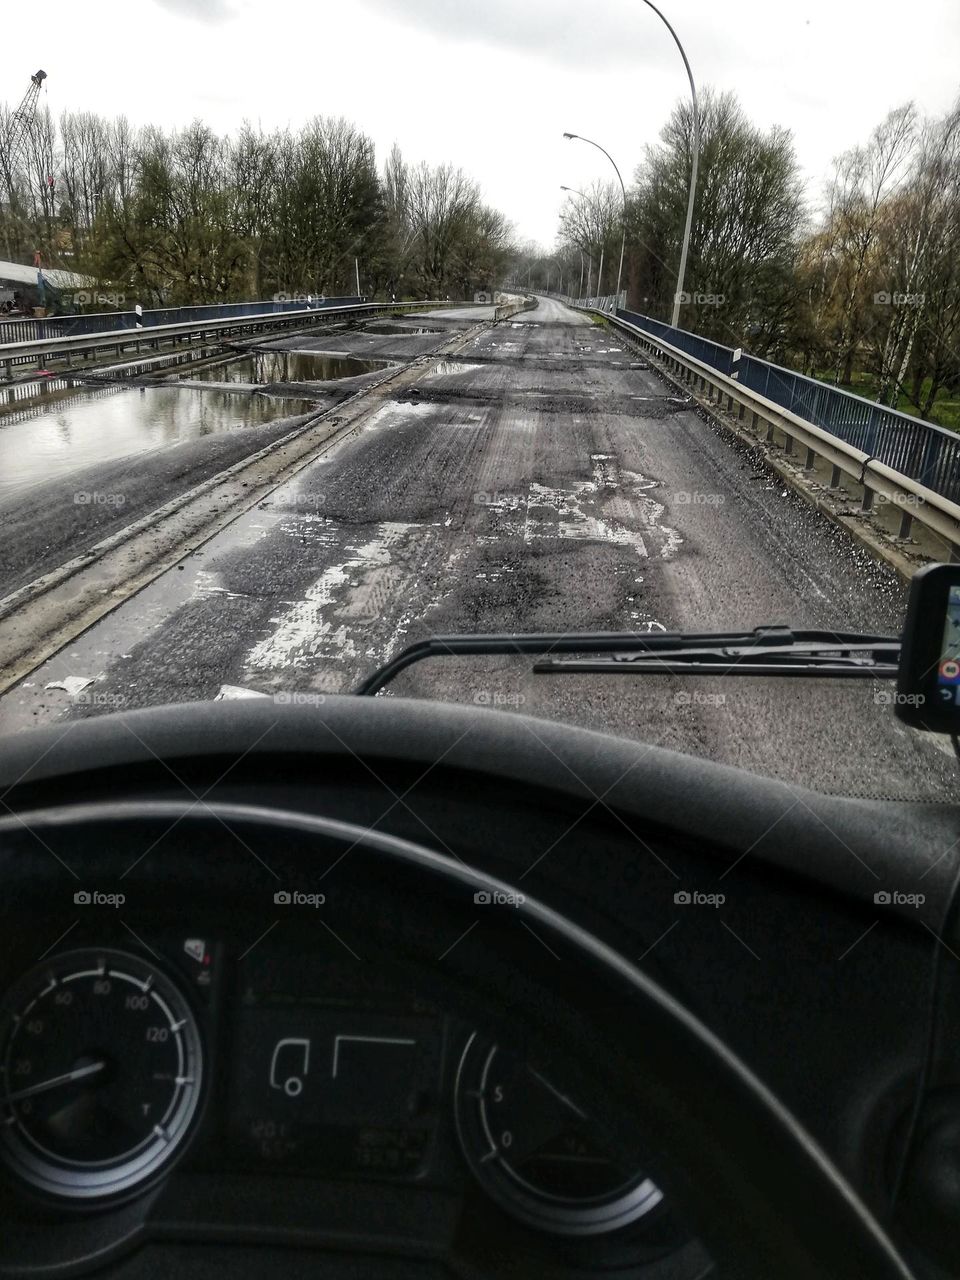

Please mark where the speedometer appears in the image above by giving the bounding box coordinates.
[0,948,203,1201]
[454,1032,662,1236]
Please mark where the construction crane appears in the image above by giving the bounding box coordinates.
[5,70,47,175]
[2,71,49,268]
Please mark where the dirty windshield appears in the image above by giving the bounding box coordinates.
[1,1,959,803]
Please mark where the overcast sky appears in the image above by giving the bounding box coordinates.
[4,0,959,247]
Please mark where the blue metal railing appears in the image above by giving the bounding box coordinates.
[614,306,960,506]
[0,296,363,346]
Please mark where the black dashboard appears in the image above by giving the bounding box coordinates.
[0,808,699,1280]
[0,936,687,1276]
[0,696,957,1278]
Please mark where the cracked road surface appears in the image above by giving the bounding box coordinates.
[2,297,955,802]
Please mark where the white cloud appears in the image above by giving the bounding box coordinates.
[150,0,237,21]
[360,0,670,71]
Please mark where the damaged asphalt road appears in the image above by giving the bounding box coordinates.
[0,309,469,597]
[1,296,955,802]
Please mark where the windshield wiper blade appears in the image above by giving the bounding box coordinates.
[354,627,900,695]
[534,641,900,678]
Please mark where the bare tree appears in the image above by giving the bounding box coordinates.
[817,104,916,382]
[406,162,480,295]
[0,90,516,309]
[558,181,620,296]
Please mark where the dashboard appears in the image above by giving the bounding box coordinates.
[0,695,957,1278]
[0,878,695,1279]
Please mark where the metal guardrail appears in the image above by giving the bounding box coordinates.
[611,305,960,509]
[580,291,626,315]
[583,306,960,557]
[0,296,363,346]
[0,300,452,381]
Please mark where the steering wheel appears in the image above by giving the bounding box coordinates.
[0,799,915,1280]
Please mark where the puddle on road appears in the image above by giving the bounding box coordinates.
[0,385,315,496]
[0,378,93,432]
[0,374,78,413]
[187,350,395,384]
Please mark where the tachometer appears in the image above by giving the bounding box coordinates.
[0,948,203,1201]
[454,1032,662,1236]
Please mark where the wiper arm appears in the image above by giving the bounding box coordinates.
[354,627,900,695]
[535,637,900,678]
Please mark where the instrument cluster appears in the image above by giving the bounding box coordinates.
[0,935,671,1254]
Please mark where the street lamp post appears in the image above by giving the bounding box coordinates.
[560,184,593,304]
[639,0,700,327]
[563,133,626,309]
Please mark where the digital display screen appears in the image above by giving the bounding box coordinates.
[228,1005,441,1177]
[936,585,960,704]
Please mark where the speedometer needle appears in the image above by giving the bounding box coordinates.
[4,1060,106,1104]
[529,1067,588,1120]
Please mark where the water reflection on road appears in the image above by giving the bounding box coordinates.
[0,385,314,495]
[186,350,395,384]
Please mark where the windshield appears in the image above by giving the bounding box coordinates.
[1,1,959,804]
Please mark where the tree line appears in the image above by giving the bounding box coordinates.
[541,90,960,427]
[0,107,516,306]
